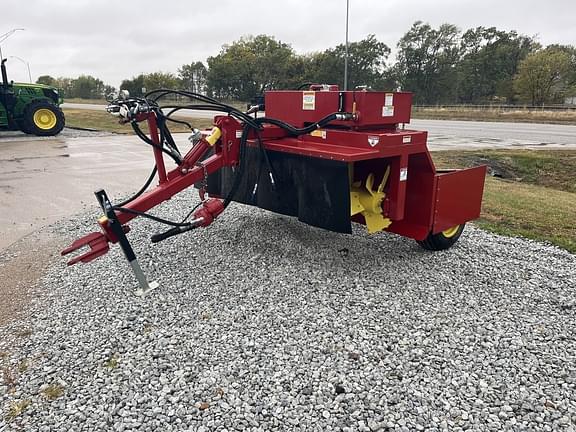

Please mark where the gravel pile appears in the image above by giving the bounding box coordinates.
[1,194,575,431]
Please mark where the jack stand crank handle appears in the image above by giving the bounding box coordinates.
[94,189,159,297]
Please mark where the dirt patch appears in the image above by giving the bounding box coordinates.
[462,156,520,180]
[0,231,65,326]
[433,149,576,194]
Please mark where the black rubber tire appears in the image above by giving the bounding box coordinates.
[417,223,465,251]
[22,100,65,136]
[17,120,32,134]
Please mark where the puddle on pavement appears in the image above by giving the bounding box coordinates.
[2,154,70,162]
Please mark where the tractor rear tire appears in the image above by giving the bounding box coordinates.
[22,101,65,136]
[17,121,32,134]
[417,224,465,251]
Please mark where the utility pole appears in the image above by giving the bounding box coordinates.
[344,0,350,91]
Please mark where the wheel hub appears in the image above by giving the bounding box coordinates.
[33,108,57,130]
[442,225,460,238]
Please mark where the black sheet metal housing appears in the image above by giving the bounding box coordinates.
[207,147,352,234]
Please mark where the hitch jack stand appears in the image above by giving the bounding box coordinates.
[95,189,159,297]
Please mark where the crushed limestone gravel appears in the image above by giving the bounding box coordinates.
[1,194,575,431]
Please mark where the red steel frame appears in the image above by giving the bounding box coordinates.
[62,91,486,268]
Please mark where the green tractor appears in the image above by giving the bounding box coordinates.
[0,58,65,136]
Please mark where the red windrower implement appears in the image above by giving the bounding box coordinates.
[62,86,486,295]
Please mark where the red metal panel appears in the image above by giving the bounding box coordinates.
[432,166,487,234]
[385,152,437,240]
[304,128,428,150]
[256,137,380,162]
[147,114,168,184]
[265,91,412,128]
[247,129,429,163]
[347,91,412,127]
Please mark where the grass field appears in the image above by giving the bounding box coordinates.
[64,98,108,105]
[432,150,576,253]
[63,109,213,134]
[413,107,576,125]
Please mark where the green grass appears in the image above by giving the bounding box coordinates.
[103,353,119,369]
[63,109,214,134]
[64,98,108,105]
[479,178,575,252]
[17,359,28,373]
[5,399,30,421]
[432,150,576,253]
[41,383,65,401]
[413,107,576,125]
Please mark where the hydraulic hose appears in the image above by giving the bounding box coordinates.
[116,166,158,207]
[116,89,353,240]
[222,111,353,208]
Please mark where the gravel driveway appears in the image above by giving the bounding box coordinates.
[1,196,575,431]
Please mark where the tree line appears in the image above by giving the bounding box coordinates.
[36,75,115,100]
[38,21,576,105]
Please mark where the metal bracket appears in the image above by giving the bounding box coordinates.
[95,189,159,297]
[61,232,110,265]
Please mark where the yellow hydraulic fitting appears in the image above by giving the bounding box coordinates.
[206,127,222,146]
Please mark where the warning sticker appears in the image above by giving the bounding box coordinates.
[385,93,394,106]
[367,136,380,147]
[382,106,395,117]
[310,129,327,139]
[400,167,408,182]
[402,135,412,144]
[302,91,316,110]
[235,130,242,139]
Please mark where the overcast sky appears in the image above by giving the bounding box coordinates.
[2,0,575,87]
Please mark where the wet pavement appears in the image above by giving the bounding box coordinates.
[0,120,575,251]
[0,130,193,250]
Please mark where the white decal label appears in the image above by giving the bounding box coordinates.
[368,136,380,147]
[400,167,408,182]
[302,91,316,110]
[402,135,412,144]
[235,130,242,139]
[382,106,395,117]
[385,93,394,106]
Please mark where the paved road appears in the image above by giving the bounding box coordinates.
[410,119,576,150]
[62,103,576,149]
